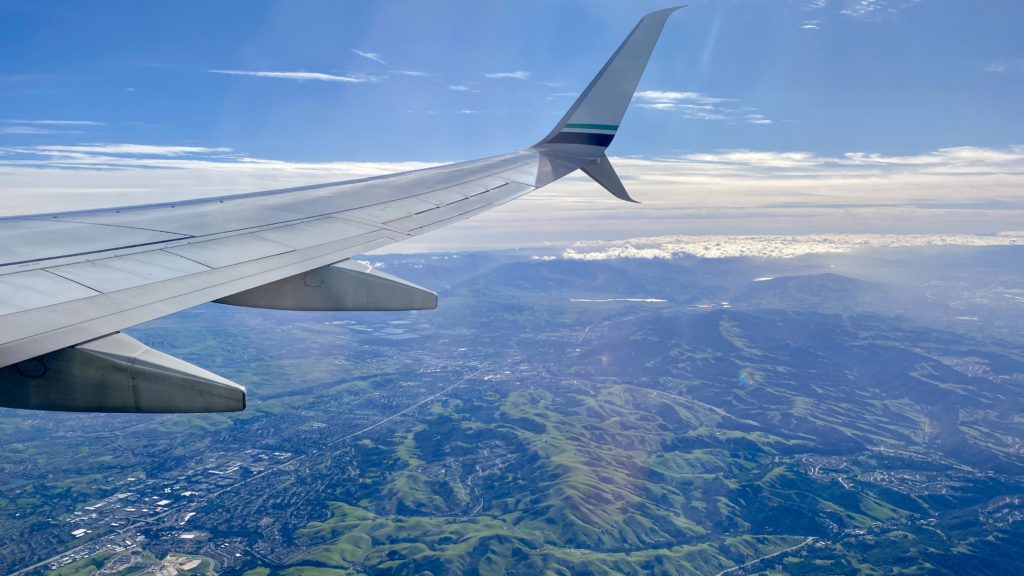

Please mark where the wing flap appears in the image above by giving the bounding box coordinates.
[0,219,188,267]
[163,234,295,268]
[418,175,510,206]
[0,270,101,315]
[387,181,531,232]
[47,250,211,293]
[341,197,439,225]
[251,217,379,249]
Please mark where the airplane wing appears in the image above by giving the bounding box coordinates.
[0,7,681,413]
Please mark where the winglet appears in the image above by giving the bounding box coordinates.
[581,154,639,203]
[535,6,684,153]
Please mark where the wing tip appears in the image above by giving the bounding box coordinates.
[642,5,687,22]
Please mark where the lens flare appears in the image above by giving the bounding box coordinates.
[737,368,754,388]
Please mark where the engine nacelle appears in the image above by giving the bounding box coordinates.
[0,332,245,413]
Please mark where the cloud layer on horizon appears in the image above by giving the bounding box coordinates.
[0,142,1021,252]
[560,232,1023,260]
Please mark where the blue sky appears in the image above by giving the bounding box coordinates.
[1,0,1022,248]
[3,0,1021,159]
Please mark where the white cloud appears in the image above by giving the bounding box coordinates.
[392,70,430,77]
[635,91,771,125]
[448,84,479,93]
[351,49,387,65]
[4,119,102,126]
[0,119,101,135]
[0,126,62,135]
[801,20,821,29]
[562,233,1022,260]
[209,69,379,83]
[458,110,477,115]
[29,144,232,156]
[680,150,822,168]
[985,59,1024,73]
[839,0,924,20]
[841,0,882,17]
[485,71,531,80]
[635,90,729,104]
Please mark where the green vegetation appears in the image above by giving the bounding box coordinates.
[44,552,111,576]
[9,252,1024,575]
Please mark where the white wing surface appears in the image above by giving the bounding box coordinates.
[0,7,682,412]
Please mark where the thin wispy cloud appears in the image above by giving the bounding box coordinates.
[208,69,379,83]
[30,144,232,156]
[0,118,101,135]
[634,91,771,124]
[839,0,924,20]
[547,92,578,101]
[803,0,922,27]
[4,119,102,126]
[985,59,1024,73]
[392,70,431,77]
[448,84,479,93]
[351,49,387,65]
[485,71,531,80]
[841,0,883,17]
[0,126,64,135]
[635,91,729,105]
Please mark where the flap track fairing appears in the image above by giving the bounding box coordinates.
[216,261,438,312]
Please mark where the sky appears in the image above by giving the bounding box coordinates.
[0,0,1022,251]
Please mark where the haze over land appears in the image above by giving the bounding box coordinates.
[2,245,1024,575]
[2,1,1023,574]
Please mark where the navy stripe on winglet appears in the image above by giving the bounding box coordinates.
[546,132,615,147]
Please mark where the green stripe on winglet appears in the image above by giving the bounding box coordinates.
[564,123,619,131]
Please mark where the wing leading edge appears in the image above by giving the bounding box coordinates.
[0,7,683,412]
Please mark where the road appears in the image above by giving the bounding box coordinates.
[9,364,500,576]
[714,537,816,576]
